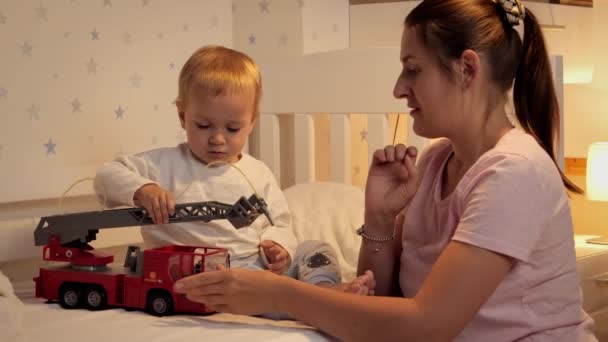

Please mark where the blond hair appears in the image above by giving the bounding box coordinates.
[176,45,262,120]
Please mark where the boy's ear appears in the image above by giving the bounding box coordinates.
[176,101,186,129]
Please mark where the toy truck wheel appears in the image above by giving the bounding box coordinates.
[84,286,107,310]
[147,291,174,316]
[59,284,82,309]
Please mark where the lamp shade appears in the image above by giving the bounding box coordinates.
[587,142,608,201]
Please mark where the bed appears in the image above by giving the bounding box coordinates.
[0,45,413,339]
[0,48,566,341]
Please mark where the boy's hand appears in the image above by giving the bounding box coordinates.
[133,184,175,224]
[260,240,291,274]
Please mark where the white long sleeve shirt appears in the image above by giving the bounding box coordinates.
[94,144,297,264]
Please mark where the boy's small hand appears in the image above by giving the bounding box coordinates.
[133,184,175,224]
[260,240,291,274]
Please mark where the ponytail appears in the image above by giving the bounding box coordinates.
[513,10,582,194]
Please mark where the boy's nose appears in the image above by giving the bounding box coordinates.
[209,133,225,145]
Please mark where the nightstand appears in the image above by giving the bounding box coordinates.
[575,235,608,341]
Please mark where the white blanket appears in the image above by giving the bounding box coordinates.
[9,280,329,342]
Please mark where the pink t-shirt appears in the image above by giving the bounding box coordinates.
[400,129,596,341]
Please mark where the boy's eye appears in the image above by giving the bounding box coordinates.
[196,123,210,129]
[227,127,241,133]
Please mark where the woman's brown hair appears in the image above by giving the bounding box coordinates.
[406,0,582,193]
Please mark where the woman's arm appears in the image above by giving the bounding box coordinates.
[174,240,513,342]
[357,214,404,296]
[281,241,512,341]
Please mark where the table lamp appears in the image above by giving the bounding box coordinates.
[585,142,608,245]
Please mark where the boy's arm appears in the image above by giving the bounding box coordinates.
[258,177,298,261]
[94,154,160,208]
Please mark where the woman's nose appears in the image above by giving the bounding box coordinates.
[393,77,410,100]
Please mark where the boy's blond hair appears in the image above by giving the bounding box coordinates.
[176,45,262,120]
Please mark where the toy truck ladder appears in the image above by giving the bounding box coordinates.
[34,195,273,266]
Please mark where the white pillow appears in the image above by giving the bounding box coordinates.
[0,271,24,342]
[283,181,364,282]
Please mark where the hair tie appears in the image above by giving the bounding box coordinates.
[497,0,526,27]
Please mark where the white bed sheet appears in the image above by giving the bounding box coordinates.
[10,281,330,342]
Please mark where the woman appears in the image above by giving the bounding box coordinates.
[174,0,597,340]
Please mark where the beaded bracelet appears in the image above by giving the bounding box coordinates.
[356,225,394,243]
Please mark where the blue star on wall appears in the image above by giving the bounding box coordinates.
[86,58,98,74]
[43,138,57,155]
[259,0,270,14]
[248,33,256,45]
[35,4,48,21]
[71,98,82,113]
[0,11,7,24]
[21,41,33,57]
[130,72,142,88]
[91,29,100,40]
[27,103,40,120]
[115,105,125,119]
[0,86,7,99]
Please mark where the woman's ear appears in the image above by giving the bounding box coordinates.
[459,49,480,89]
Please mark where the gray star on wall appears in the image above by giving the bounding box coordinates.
[43,138,57,155]
[248,33,256,45]
[157,32,164,40]
[278,33,288,47]
[210,14,219,29]
[0,11,7,24]
[259,0,270,13]
[35,4,48,21]
[64,32,70,38]
[71,98,82,113]
[123,32,132,45]
[130,72,142,88]
[27,103,40,120]
[312,32,318,40]
[360,129,368,142]
[183,23,189,32]
[86,58,98,74]
[0,144,3,159]
[332,23,339,32]
[232,3,237,13]
[103,0,112,7]
[297,0,305,8]
[21,41,33,57]
[169,62,175,69]
[115,105,125,119]
[91,29,100,40]
[87,135,94,143]
[0,87,7,99]
[142,0,150,6]
[153,104,159,110]
[52,72,59,80]
[151,136,158,145]
[354,165,361,175]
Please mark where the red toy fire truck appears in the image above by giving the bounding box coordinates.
[33,195,273,316]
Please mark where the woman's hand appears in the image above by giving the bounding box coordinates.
[133,184,175,224]
[173,265,281,315]
[365,144,420,231]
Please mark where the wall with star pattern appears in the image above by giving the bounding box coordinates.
[0,0,367,204]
